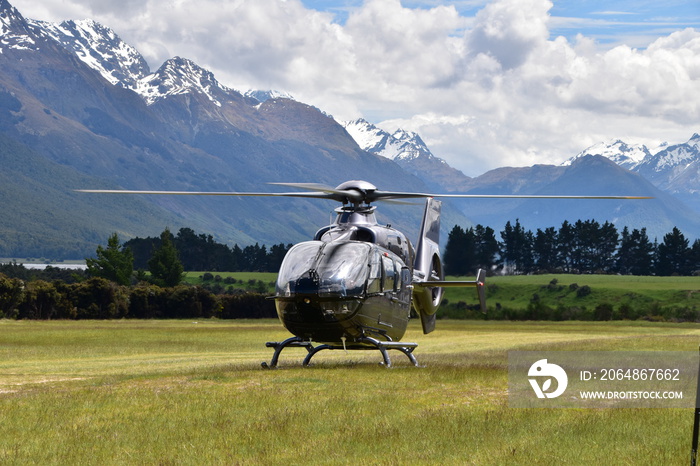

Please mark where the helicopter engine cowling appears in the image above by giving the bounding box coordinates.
[412,198,444,334]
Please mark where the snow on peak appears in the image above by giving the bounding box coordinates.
[135,57,231,106]
[648,133,700,171]
[244,89,294,103]
[0,0,38,52]
[565,133,700,177]
[342,118,442,164]
[342,118,392,154]
[563,139,651,170]
[390,128,431,157]
[31,18,150,88]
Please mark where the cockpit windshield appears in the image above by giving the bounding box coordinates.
[276,241,372,298]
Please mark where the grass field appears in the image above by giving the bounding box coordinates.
[442,274,700,320]
[183,271,277,294]
[1,319,699,464]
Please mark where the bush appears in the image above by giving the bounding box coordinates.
[70,278,129,319]
[129,283,167,318]
[17,280,73,319]
[576,285,592,298]
[594,302,614,321]
[0,273,24,318]
[165,285,220,319]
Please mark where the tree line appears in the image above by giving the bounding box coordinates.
[0,274,275,320]
[444,220,700,276]
[0,227,285,320]
[124,227,292,273]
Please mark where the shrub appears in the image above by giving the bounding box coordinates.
[129,283,167,318]
[594,302,614,321]
[576,285,592,298]
[0,273,24,318]
[17,280,71,320]
[70,278,129,319]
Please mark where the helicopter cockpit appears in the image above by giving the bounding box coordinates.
[276,241,383,298]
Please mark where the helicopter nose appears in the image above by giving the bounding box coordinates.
[277,296,360,323]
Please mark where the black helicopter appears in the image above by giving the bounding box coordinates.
[78,180,649,367]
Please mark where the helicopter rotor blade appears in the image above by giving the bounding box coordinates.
[74,189,337,200]
[76,181,653,202]
[369,191,653,201]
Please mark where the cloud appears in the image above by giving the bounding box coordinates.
[9,0,700,177]
[467,0,552,69]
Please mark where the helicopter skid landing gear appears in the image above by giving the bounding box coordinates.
[261,336,419,368]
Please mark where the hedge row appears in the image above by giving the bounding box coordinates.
[0,274,276,320]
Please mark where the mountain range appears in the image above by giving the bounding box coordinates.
[345,118,700,240]
[1,0,699,259]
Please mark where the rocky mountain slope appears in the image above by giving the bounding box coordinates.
[1,0,698,259]
[342,118,473,192]
[345,118,700,239]
[0,0,446,257]
[564,134,700,212]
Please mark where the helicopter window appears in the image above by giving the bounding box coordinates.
[276,242,325,296]
[367,249,382,294]
[400,267,411,290]
[316,242,371,297]
[276,241,372,298]
[382,255,396,292]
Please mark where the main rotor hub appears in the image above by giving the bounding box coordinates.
[334,180,377,205]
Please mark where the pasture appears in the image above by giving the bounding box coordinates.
[0,319,699,464]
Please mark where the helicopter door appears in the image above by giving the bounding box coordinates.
[367,249,382,294]
[382,255,396,293]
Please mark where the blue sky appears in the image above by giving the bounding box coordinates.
[301,0,700,47]
[9,0,700,175]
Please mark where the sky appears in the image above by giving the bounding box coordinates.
[9,0,700,176]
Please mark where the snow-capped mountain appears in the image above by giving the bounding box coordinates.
[244,89,294,103]
[0,0,38,52]
[563,139,651,171]
[2,0,700,258]
[18,13,287,110]
[23,16,231,107]
[565,134,700,211]
[636,133,700,176]
[135,56,234,106]
[0,0,442,256]
[634,134,700,210]
[343,118,432,162]
[31,18,150,89]
[342,118,472,191]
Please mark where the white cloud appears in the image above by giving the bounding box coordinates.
[9,0,700,177]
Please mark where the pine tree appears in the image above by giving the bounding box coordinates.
[86,233,134,286]
[444,225,471,276]
[473,225,499,272]
[656,227,691,275]
[148,228,184,287]
[534,227,558,272]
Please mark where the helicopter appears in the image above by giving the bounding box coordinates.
[78,180,650,367]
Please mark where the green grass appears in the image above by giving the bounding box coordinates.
[183,271,277,293]
[1,319,699,464]
[443,274,700,320]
